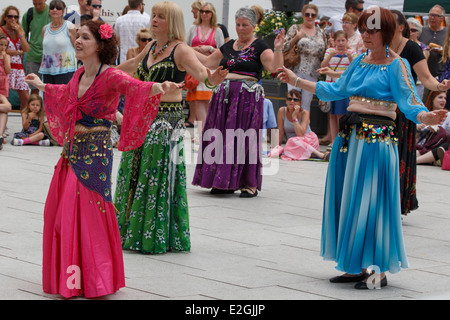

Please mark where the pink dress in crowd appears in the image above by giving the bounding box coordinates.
[42,66,160,298]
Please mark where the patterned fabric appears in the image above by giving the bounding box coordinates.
[13,118,50,140]
[192,80,264,190]
[114,102,190,253]
[44,67,161,151]
[39,21,77,75]
[283,25,327,78]
[1,26,28,91]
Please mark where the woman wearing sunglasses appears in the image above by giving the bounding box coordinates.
[185,2,224,137]
[0,6,30,111]
[269,89,329,161]
[39,0,77,85]
[126,27,152,60]
[278,7,448,289]
[282,4,327,113]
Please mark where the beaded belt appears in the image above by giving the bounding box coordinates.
[338,112,397,152]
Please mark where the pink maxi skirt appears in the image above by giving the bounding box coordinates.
[42,157,125,298]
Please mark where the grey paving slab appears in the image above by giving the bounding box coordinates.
[1,112,450,301]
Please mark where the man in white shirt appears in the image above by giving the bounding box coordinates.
[114,0,150,64]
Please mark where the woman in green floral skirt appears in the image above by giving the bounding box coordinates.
[114,1,227,253]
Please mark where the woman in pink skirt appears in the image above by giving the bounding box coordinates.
[269,89,330,161]
[26,20,181,299]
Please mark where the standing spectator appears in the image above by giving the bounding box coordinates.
[114,0,150,64]
[64,0,91,28]
[186,2,224,139]
[408,17,428,58]
[0,34,11,97]
[320,31,357,148]
[282,4,327,112]
[441,22,450,110]
[39,0,76,85]
[419,5,447,101]
[21,0,51,96]
[80,0,103,23]
[0,6,30,112]
[342,13,364,55]
[325,0,364,35]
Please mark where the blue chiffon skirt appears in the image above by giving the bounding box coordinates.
[320,117,409,275]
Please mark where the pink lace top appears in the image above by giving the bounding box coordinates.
[44,66,161,151]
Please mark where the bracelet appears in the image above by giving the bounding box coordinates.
[274,49,282,52]
[204,77,217,89]
[290,117,298,123]
[294,77,301,88]
[437,82,445,92]
[418,112,425,123]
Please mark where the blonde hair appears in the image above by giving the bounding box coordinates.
[23,94,45,119]
[251,4,264,25]
[151,2,186,42]
[191,0,205,10]
[195,2,218,27]
[135,27,151,44]
[442,26,450,63]
[342,12,358,30]
[302,4,319,17]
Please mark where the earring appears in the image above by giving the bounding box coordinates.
[366,48,369,55]
[386,43,389,57]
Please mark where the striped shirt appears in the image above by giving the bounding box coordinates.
[324,48,357,83]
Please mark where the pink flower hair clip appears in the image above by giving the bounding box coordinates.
[99,24,113,40]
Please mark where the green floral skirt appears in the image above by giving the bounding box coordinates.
[114,103,190,253]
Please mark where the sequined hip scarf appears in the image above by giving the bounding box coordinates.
[338,112,398,152]
[62,129,114,201]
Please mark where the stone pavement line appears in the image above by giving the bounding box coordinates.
[1,114,450,300]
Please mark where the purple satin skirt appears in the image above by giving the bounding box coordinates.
[192,80,264,191]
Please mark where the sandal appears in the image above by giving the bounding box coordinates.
[322,151,331,162]
[184,121,194,128]
[239,187,258,198]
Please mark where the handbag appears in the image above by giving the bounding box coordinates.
[283,44,299,69]
[184,73,199,92]
[442,148,450,170]
[318,54,346,113]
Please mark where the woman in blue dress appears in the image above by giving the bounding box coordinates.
[277,7,448,289]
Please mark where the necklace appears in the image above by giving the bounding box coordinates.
[151,40,171,59]
[51,21,63,29]
[236,38,253,50]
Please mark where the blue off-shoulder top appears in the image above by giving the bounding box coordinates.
[315,53,428,124]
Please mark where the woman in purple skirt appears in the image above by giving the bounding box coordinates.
[192,7,284,197]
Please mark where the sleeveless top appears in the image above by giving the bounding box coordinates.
[191,27,216,48]
[137,42,186,83]
[0,57,8,95]
[283,108,311,140]
[39,21,77,75]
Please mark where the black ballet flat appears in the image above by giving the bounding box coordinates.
[210,188,235,194]
[354,276,388,289]
[239,188,258,198]
[329,273,368,283]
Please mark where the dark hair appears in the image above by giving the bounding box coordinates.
[345,0,364,11]
[49,0,66,11]
[287,89,302,99]
[390,9,410,38]
[82,20,118,64]
[357,7,396,46]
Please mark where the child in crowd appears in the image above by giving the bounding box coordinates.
[319,31,357,149]
[11,94,51,146]
[0,34,10,98]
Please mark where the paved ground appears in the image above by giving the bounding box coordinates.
[1,112,450,301]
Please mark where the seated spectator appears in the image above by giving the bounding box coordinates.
[11,94,51,146]
[269,89,329,161]
[126,28,151,60]
[416,91,450,165]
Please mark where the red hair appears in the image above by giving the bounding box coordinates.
[357,7,396,45]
